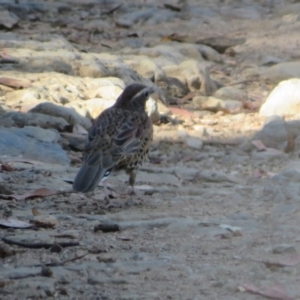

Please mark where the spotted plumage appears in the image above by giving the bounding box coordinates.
[73,83,154,199]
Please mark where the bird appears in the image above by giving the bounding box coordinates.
[72,83,155,202]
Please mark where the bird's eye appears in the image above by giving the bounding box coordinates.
[144,91,149,98]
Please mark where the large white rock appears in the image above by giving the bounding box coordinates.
[260,78,300,116]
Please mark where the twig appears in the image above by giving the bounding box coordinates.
[2,236,80,249]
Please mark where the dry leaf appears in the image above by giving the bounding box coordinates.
[0,162,14,172]
[239,282,292,300]
[285,133,295,153]
[0,218,33,228]
[252,140,268,151]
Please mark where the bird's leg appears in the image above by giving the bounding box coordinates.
[128,169,137,197]
[103,180,110,204]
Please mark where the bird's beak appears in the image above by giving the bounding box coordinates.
[149,86,167,105]
[148,87,155,95]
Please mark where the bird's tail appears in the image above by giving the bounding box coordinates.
[72,164,107,193]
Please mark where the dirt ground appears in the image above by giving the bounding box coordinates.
[1,0,300,299]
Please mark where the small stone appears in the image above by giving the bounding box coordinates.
[41,265,53,277]
[272,244,296,254]
[49,243,63,253]
[185,136,203,150]
[213,86,246,101]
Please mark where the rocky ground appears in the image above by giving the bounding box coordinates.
[1,0,300,299]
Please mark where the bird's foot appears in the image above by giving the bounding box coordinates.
[124,187,142,206]
[128,186,136,196]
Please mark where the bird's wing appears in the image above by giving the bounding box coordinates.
[111,113,147,157]
[72,111,117,192]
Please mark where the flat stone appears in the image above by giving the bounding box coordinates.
[272,244,296,254]
[0,127,70,165]
[0,9,19,29]
[252,118,288,148]
[29,102,92,130]
[1,111,70,132]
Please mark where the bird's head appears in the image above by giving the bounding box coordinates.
[115,83,155,111]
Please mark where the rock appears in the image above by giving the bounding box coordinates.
[154,129,185,143]
[6,277,56,298]
[185,136,203,150]
[90,84,123,99]
[198,170,243,184]
[252,118,288,148]
[163,60,217,95]
[0,182,13,194]
[29,102,92,130]
[263,62,300,83]
[272,244,296,254]
[1,111,70,132]
[275,3,300,16]
[78,59,107,78]
[197,37,246,54]
[260,78,300,117]
[260,55,284,66]
[84,98,115,119]
[213,86,246,101]
[61,132,86,151]
[277,162,300,183]
[0,9,19,29]
[282,14,300,23]
[193,96,242,113]
[124,55,166,81]
[0,127,70,165]
[222,6,262,19]
[19,126,61,143]
[116,8,175,27]
[0,242,15,257]
[167,42,222,63]
[251,150,286,161]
